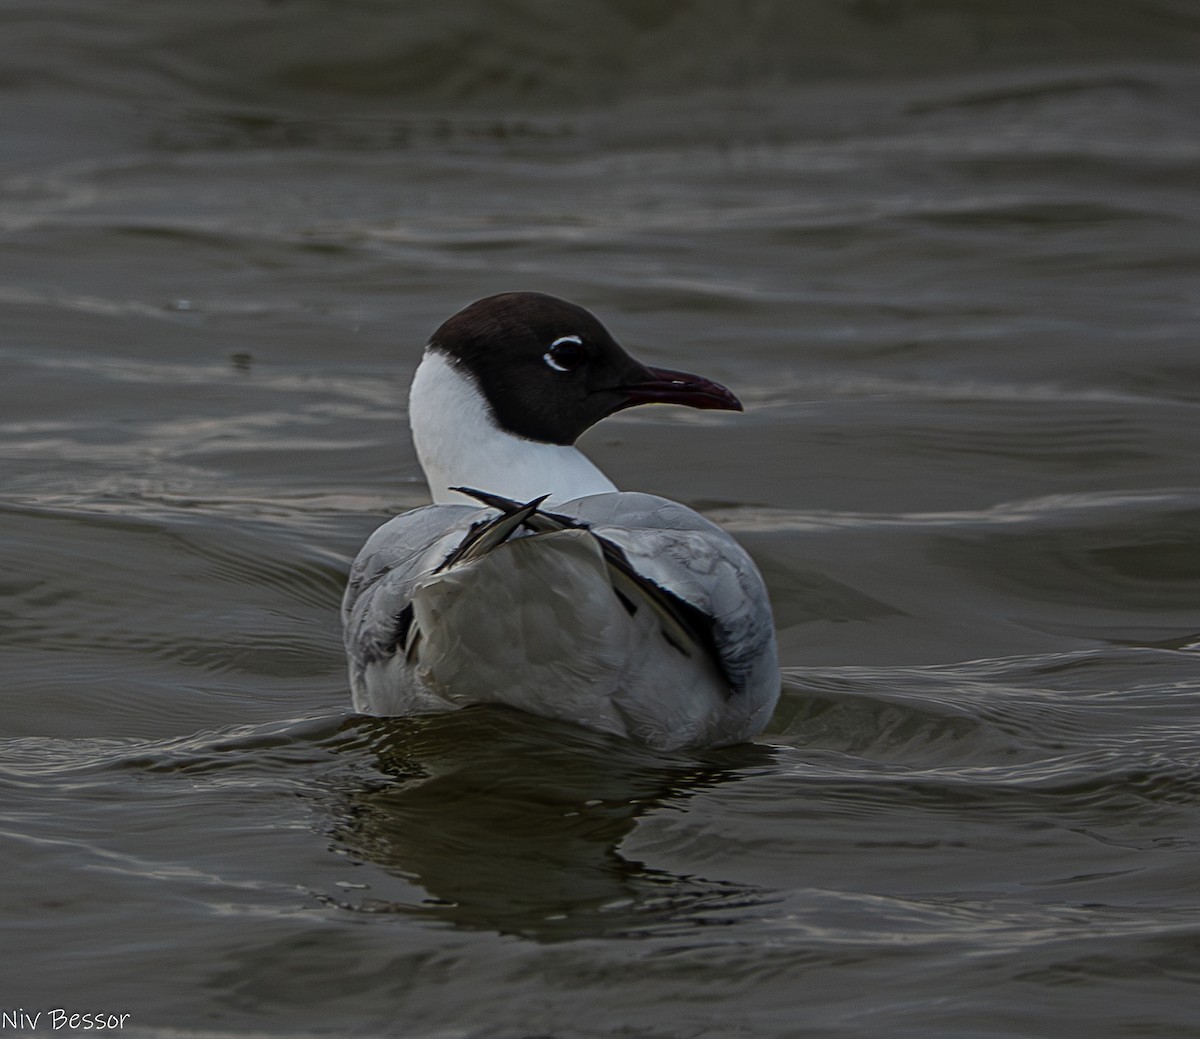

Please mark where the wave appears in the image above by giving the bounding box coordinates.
[5,1,1200,111]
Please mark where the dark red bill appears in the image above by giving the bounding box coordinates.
[617,365,743,413]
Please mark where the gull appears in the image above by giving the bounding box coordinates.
[342,292,779,750]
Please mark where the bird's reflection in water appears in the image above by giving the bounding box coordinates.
[322,706,777,941]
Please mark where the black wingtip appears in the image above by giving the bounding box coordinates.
[433,490,556,574]
[451,486,550,514]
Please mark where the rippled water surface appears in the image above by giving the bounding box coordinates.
[3,3,1200,1037]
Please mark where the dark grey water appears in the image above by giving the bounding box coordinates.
[3,2,1200,1036]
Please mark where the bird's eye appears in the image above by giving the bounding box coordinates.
[543,335,587,372]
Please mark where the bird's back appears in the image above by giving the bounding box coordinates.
[342,492,779,750]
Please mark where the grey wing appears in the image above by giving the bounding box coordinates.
[342,504,481,676]
[563,492,779,701]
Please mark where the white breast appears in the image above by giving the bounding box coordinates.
[408,351,617,506]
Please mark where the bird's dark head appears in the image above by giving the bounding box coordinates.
[428,291,742,445]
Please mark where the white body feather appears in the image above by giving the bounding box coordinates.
[410,352,616,506]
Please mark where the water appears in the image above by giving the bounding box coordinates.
[3,2,1200,1036]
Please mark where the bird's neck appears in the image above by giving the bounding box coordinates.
[408,350,618,507]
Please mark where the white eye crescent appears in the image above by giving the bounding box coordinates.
[543,335,587,372]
